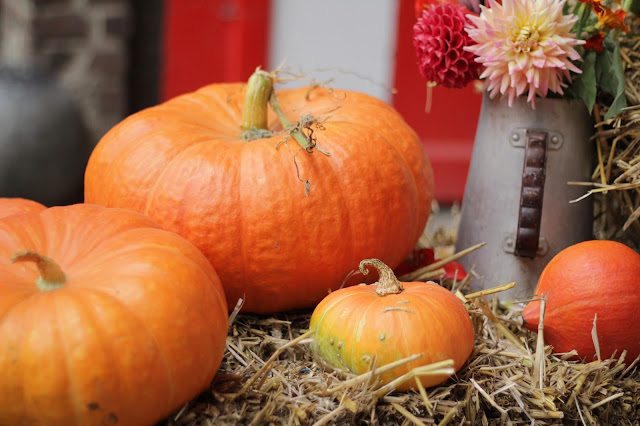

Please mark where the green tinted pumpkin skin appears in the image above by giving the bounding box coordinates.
[309,260,474,390]
[0,204,228,425]
[84,78,434,314]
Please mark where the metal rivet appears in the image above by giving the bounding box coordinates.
[503,236,516,254]
[551,135,560,144]
[537,237,549,256]
[511,133,520,141]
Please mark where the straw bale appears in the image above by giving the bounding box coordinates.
[577,13,640,249]
[161,282,640,425]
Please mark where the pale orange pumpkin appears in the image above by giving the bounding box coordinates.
[84,70,434,313]
[310,259,474,390]
[0,204,228,425]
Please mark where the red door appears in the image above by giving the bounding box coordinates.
[161,0,272,100]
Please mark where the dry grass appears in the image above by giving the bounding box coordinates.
[161,14,640,426]
[572,15,640,250]
[162,264,640,425]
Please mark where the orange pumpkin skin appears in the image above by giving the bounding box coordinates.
[522,240,640,361]
[0,197,46,218]
[0,204,228,426]
[84,83,433,313]
[309,261,474,390]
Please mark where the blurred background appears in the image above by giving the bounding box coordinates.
[0,0,481,206]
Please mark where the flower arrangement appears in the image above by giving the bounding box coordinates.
[413,0,637,119]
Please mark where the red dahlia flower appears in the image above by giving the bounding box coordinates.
[413,3,480,89]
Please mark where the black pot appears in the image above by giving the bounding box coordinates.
[0,66,90,206]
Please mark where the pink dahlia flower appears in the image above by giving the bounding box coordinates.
[413,3,480,89]
[465,0,584,107]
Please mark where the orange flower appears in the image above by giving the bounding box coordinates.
[577,0,604,14]
[584,31,605,53]
[596,7,631,33]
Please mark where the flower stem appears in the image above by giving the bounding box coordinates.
[573,1,591,39]
[359,259,404,296]
[11,250,67,291]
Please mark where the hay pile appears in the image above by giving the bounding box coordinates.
[162,242,640,425]
[578,13,640,250]
[161,14,640,426]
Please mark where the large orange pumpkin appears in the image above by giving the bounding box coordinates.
[84,70,434,313]
[0,204,228,425]
[0,197,46,218]
[310,259,474,390]
[522,240,640,361]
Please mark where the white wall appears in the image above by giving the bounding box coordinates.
[268,0,400,103]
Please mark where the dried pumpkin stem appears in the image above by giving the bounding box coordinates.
[11,250,67,291]
[359,259,403,296]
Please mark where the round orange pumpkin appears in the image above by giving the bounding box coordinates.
[0,204,228,425]
[522,240,640,361]
[0,197,46,218]
[309,259,474,390]
[84,70,434,313]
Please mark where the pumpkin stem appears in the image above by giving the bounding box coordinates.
[11,250,67,291]
[240,68,318,153]
[359,259,404,296]
[267,90,316,152]
[241,69,273,139]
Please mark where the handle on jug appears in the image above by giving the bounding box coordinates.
[515,130,548,258]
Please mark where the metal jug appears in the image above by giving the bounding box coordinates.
[455,95,594,301]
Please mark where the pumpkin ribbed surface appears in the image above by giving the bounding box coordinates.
[0,197,46,218]
[310,274,474,390]
[84,83,433,313]
[0,204,228,425]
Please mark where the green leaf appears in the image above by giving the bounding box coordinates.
[630,0,640,15]
[595,37,627,120]
[571,50,597,113]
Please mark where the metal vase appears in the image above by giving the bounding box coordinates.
[455,95,595,301]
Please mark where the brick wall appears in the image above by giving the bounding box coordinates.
[0,0,133,146]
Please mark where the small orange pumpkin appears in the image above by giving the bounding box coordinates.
[309,259,474,390]
[0,204,228,425]
[0,197,46,218]
[522,240,640,361]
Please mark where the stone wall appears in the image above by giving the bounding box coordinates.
[0,0,133,146]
